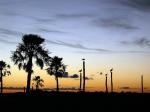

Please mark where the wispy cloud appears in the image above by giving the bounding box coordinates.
[0,28,21,44]
[46,39,110,52]
[56,13,94,19]
[0,28,22,36]
[93,17,138,30]
[0,38,17,44]
[37,28,67,34]
[121,37,150,47]
[116,0,150,12]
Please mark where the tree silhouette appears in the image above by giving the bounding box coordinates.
[0,60,11,93]
[46,56,65,92]
[33,76,44,91]
[11,34,49,93]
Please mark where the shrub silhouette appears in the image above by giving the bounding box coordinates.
[11,34,49,93]
[0,60,11,93]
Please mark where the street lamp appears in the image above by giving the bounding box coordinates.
[82,58,85,92]
[110,68,113,93]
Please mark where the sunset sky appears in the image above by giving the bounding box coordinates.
[0,0,150,92]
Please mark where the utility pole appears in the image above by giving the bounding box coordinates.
[82,59,85,92]
[105,74,108,93]
[79,69,82,91]
[110,68,113,93]
[141,75,144,93]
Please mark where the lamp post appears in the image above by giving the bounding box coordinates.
[141,75,144,93]
[110,68,113,93]
[79,69,82,91]
[105,74,108,93]
[82,58,85,92]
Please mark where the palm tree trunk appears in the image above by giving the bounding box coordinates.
[26,72,32,93]
[56,76,59,92]
[26,55,33,93]
[36,82,38,90]
[0,70,3,93]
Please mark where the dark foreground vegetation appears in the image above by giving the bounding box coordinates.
[0,92,150,112]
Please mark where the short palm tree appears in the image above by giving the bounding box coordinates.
[33,76,44,91]
[0,60,11,93]
[46,56,65,92]
[11,34,50,93]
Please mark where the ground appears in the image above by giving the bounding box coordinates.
[0,91,149,112]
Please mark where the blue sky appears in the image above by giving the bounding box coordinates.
[0,0,150,91]
[0,0,150,53]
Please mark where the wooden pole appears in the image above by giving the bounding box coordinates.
[141,75,143,93]
[105,74,108,93]
[79,71,82,91]
[110,71,113,93]
[82,59,85,92]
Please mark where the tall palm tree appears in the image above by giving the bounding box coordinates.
[0,61,11,93]
[11,34,49,93]
[46,56,65,92]
[33,76,44,91]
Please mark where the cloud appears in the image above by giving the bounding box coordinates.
[0,28,21,44]
[69,74,79,78]
[93,17,138,30]
[85,77,93,80]
[46,39,150,54]
[0,38,17,44]
[116,0,150,11]
[0,28,22,36]
[46,39,110,52]
[56,13,94,19]
[121,37,150,47]
[120,87,131,90]
[33,17,53,23]
[37,28,67,34]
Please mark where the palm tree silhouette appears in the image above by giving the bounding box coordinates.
[79,69,82,91]
[33,76,44,91]
[110,68,113,93]
[11,34,49,93]
[0,60,11,93]
[105,74,108,93]
[46,56,65,92]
